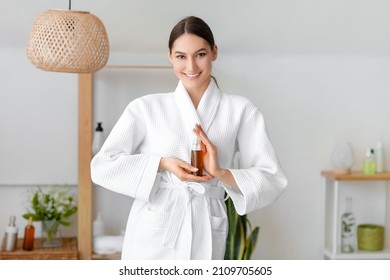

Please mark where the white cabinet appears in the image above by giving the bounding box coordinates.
[321,171,390,259]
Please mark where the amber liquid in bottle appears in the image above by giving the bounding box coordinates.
[22,217,35,251]
[191,149,204,176]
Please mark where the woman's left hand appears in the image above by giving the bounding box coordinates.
[192,124,239,190]
[192,124,220,177]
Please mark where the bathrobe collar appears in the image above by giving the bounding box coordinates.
[174,79,221,139]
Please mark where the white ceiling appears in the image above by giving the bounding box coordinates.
[2,0,390,55]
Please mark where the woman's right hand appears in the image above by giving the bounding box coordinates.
[159,157,212,182]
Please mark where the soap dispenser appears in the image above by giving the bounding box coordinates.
[92,122,104,155]
[362,148,375,175]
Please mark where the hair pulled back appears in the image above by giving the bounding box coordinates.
[169,16,215,53]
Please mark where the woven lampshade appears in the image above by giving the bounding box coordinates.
[27,9,109,73]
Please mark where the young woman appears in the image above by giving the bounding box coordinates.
[91,16,287,260]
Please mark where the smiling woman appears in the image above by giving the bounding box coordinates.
[90,15,287,260]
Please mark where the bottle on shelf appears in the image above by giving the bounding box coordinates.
[92,122,104,155]
[93,213,105,237]
[4,215,18,251]
[341,197,356,253]
[375,141,384,173]
[362,148,375,175]
[22,216,35,251]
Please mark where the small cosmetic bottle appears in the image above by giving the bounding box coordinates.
[191,137,204,176]
[93,213,105,237]
[92,122,104,155]
[376,141,384,173]
[4,215,18,251]
[22,216,35,251]
[363,148,375,175]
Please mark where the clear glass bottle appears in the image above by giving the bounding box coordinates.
[341,197,356,253]
[375,141,384,173]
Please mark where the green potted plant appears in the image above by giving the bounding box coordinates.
[224,197,260,260]
[23,185,78,248]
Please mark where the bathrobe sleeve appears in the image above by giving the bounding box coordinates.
[90,100,162,202]
[224,102,288,215]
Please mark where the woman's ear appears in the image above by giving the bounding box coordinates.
[168,49,173,64]
[212,44,218,61]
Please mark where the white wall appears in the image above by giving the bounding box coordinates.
[0,48,78,185]
[1,2,390,259]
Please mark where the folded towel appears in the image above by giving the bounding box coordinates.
[93,235,124,255]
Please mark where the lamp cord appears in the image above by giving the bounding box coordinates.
[69,0,71,10]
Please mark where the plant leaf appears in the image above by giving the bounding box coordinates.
[243,226,260,260]
[224,197,238,260]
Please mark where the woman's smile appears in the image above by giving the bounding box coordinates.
[184,72,201,79]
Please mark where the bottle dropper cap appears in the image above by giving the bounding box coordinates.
[192,137,202,151]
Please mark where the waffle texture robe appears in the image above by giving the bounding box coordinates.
[90,79,288,260]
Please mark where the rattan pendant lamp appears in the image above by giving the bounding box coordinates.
[27,0,109,73]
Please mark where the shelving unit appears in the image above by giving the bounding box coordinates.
[77,65,172,260]
[321,170,390,260]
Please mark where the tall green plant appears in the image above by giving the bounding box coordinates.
[224,197,260,260]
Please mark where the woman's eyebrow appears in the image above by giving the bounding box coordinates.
[174,48,208,55]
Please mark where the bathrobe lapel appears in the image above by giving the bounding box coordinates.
[173,79,222,259]
[174,79,221,141]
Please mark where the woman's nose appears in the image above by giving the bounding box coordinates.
[187,57,197,71]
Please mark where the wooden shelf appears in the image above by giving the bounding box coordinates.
[321,170,390,181]
[0,237,78,260]
[92,252,121,260]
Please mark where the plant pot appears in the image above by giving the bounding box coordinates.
[358,224,384,251]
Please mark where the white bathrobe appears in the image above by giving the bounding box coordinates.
[90,79,287,260]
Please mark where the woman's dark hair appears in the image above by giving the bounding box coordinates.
[168,16,215,53]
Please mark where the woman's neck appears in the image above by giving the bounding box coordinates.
[186,78,211,109]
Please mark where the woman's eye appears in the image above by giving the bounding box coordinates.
[176,55,185,59]
[197,53,206,57]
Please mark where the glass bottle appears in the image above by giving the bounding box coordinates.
[191,137,203,176]
[22,216,35,251]
[341,197,356,253]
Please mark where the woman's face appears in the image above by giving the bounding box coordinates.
[169,33,218,95]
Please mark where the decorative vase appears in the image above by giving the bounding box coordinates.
[331,142,354,174]
[41,220,62,248]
